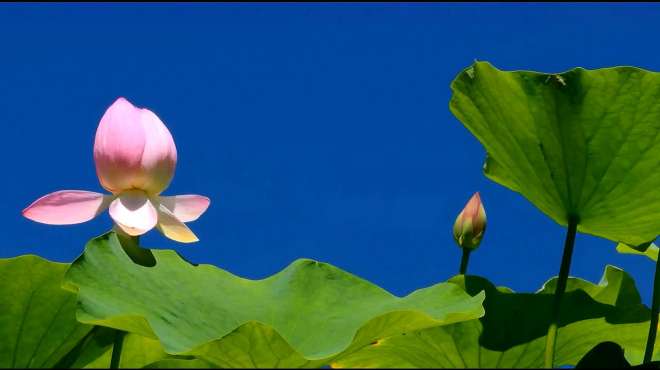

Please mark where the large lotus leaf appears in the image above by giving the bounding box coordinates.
[0,255,93,368]
[332,266,659,368]
[450,61,660,245]
[60,328,171,368]
[617,242,659,262]
[63,232,485,367]
[574,342,631,369]
[144,358,214,368]
[56,326,206,369]
[53,327,116,368]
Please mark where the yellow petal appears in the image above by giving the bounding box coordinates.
[156,203,199,243]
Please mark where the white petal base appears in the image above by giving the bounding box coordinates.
[109,190,158,236]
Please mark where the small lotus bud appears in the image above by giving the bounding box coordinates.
[453,192,487,250]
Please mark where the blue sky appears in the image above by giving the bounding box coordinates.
[1,3,659,304]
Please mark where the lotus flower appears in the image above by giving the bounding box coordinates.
[22,97,210,243]
[453,192,486,250]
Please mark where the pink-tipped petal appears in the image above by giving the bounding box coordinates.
[109,190,158,236]
[156,204,199,243]
[138,109,177,194]
[94,98,147,193]
[22,190,112,225]
[94,97,177,195]
[158,195,210,222]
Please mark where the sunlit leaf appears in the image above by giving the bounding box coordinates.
[616,242,659,262]
[450,61,660,245]
[333,266,659,368]
[0,255,93,368]
[67,329,170,369]
[143,358,214,368]
[63,232,485,368]
[58,326,207,369]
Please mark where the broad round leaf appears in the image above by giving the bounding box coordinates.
[63,232,485,367]
[450,62,660,245]
[333,266,659,368]
[617,242,659,262]
[63,328,171,369]
[0,255,93,368]
[574,342,631,369]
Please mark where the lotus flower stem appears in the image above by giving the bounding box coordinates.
[544,217,578,368]
[109,231,138,369]
[115,227,141,251]
[644,254,660,363]
[459,248,471,275]
[110,330,125,369]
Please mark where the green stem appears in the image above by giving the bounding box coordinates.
[644,251,660,363]
[459,248,471,275]
[114,226,140,248]
[108,227,138,369]
[109,330,125,369]
[543,217,578,369]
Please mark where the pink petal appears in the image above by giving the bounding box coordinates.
[94,98,147,193]
[22,190,111,225]
[93,97,177,195]
[158,195,210,222]
[156,204,199,243]
[109,190,158,236]
[138,108,177,194]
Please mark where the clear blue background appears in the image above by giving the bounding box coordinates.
[1,3,658,303]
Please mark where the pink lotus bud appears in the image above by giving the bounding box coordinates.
[23,97,210,243]
[453,192,487,250]
[93,97,177,195]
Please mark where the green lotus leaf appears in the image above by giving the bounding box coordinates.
[143,358,214,368]
[574,342,631,369]
[110,334,179,369]
[450,61,660,245]
[54,327,116,368]
[617,242,659,262]
[0,255,93,368]
[0,255,183,369]
[332,266,659,368]
[63,232,485,368]
[61,328,172,369]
